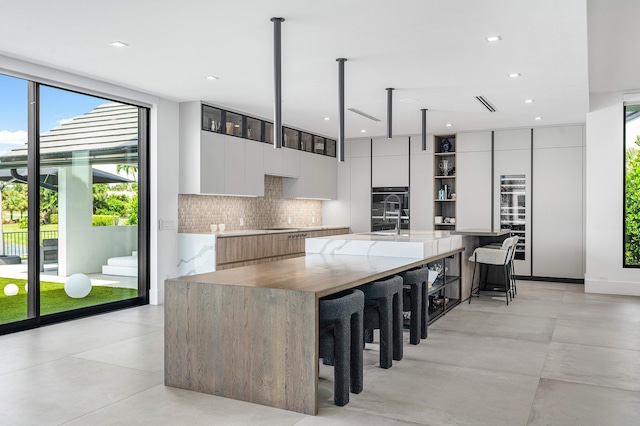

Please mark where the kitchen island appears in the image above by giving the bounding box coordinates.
[165,231,464,415]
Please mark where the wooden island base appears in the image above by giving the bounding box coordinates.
[165,250,464,415]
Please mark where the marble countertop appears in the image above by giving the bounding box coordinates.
[180,225,349,238]
[451,228,511,236]
[305,230,463,259]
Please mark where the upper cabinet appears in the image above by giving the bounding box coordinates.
[180,101,338,198]
[282,152,337,199]
[372,137,409,187]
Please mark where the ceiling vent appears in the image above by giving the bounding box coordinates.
[347,108,381,122]
[475,96,497,112]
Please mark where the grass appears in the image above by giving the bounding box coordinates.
[0,277,137,324]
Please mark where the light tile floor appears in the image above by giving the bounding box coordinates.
[1,281,640,425]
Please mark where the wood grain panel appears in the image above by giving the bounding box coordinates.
[165,280,317,414]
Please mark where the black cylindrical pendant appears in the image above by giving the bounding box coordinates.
[271,17,285,149]
[337,58,347,162]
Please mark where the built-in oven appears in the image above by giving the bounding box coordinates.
[371,187,409,232]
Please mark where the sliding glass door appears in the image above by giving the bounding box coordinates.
[0,74,148,331]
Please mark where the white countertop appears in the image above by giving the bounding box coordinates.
[305,230,463,259]
[180,225,349,238]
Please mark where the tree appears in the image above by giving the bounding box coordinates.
[117,164,138,181]
[2,183,27,221]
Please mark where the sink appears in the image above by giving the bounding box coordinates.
[262,227,297,231]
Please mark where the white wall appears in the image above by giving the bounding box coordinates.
[585,91,640,295]
[151,99,179,304]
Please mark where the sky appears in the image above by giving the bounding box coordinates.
[0,73,106,155]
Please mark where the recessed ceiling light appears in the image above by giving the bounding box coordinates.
[234,124,240,128]
[206,75,219,80]
[110,41,128,47]
[445,123,452,127]
[525,99,534,103]
[323,117,331,121]
[361,129,367,133]
[486,35,502,42]
[534,116,542,120]
[509,73,521,78]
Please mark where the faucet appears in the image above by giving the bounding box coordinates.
[382,194,402,234]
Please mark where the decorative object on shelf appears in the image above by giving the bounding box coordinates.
[432,263,447,278]
[210,224,217,233]
[441,138,452,152]
[438,189,445,200]
[433,296,450,308]
[450,193,456,200]
[211,121,220,132]
[218,224,226,232]
[444,217,451,223]
[434,216,443,224]
[450,218,456,224]
[439,159,453,176]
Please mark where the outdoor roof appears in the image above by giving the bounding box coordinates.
[0,102,139,168]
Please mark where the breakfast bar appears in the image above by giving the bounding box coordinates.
[165,231,465,415]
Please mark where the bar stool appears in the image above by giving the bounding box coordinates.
[509,236,519,297]
[319,288,365,406]
[468,237,515,305]
[359,275,403,369]
[400,267,429,344]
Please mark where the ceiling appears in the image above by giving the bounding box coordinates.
[0,0,634,140]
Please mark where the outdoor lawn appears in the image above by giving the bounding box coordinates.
[0,277,137,324]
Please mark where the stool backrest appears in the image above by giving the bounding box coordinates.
[319,289,364,321]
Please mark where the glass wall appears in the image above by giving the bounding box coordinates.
[624,104,640,266]
[0,75,147,331]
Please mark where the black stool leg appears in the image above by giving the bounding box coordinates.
[392,291,403,361]
[378,298,393,369]
[350,310,363,394]
[421,281,428,339]
[333,319,350,406]
[469,259,478,303]
[503,265,510,306]
[409,283,421,345]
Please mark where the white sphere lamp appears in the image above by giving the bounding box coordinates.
[4,283,19,296]
[64,274,92,298]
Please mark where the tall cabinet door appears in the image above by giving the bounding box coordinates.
[494,129,532,276]
[457,132,492,230]
[533,126,584,279]
[350,139,371,234]
[410,136,433,230]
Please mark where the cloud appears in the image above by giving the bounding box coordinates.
[0,130,27,145]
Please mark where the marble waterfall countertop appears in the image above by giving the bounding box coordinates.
[305,230,463,258]
[177,226,349,276]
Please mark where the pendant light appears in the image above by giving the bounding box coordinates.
[271,17,284,149]
[336,58,347,162]
[386,88,394,138]
[421,108,428,151]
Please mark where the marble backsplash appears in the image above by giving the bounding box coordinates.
[178,175,323,233]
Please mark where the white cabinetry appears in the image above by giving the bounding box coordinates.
[263,146,301,178]
[456,132,492,230]
[282,152,337,199]
[410,136,433,230]
[350,139,371,234]
[494,129,532,276]
[532,126,584,279]
[372,137,409,187]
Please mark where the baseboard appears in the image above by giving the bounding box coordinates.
[584,277,640,296]
[515,275,584,284]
